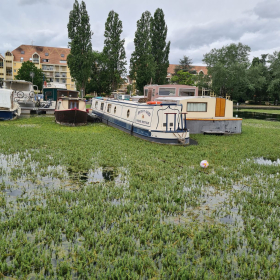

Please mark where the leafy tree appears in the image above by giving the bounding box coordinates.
[170,70,195,85]
[203,43,251,99]
[174,56,196,74]
[103,10,127,92]
[130,11,155,94]
[86,51,111,95]
[267,51,280,104]
[194,72,212,90]
[150,8,170,85]
[67,0,94,97]
[246,55,268,103]
[15,61,43,91]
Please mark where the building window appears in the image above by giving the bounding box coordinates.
[0,59,3,68]
[60,60,67,63]
[33,54,39,63]
[20,57,24,62]
[45,53,49,56]
[187,102,207,112]
[21,51,25,54]
[61,54,65,57]
[159,87,175,96]
[42,59,49,62]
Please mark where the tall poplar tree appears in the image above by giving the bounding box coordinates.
[67,0,93,97]
[130,11,155,93]
[103,10,127,92]
[150,8,170,85]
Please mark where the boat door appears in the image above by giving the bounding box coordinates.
[215,98,226,117]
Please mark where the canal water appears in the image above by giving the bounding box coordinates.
[234,111,280,121]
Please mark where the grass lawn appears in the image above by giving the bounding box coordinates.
[235,108,280,114]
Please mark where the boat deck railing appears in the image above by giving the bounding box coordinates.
[164,112,188,132]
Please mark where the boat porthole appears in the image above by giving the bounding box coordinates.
[127,109,130,118]
[114,106,116,114]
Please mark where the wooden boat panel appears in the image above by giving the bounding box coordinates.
[55,109,87,126]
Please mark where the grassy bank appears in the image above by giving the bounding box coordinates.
[235,108,280,114]
[0,116,280,279]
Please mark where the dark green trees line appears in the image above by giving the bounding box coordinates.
[67,2,171,95]
[202,43,280,103]
[130,9,170,93]
[15,0,280,103]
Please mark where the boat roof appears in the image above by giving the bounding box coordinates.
[93,97,178,106]
[3,80,33,85]
[156,96,214,101]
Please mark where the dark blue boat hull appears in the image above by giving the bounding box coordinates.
[0,109,19,121]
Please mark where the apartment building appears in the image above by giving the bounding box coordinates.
[0,45,75,90]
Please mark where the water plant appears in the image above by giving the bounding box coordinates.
[0,116,280,278]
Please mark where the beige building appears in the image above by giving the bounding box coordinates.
[0,45,75,90]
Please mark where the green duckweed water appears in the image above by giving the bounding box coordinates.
[0,116,280,279]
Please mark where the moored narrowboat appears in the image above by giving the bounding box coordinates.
[90,96,189,145]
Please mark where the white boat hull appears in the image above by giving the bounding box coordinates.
[91,98,190,145]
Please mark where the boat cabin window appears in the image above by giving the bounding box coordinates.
[179,89,195,96]
[69,100,79,109]
[100,103,104,111]
[144,89,148,96]
[114,106,116,114]
[127,109,130,118]
[107,104,112,113]
[57,101,61,110]
[187,102,207,112]
[159,87,175,96]
[95,101,98,108]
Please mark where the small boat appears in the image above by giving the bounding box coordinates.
[90,95,189,145]
[143,84,242,134]
[54,90,87,126]
[0,88,21,120]
[3,80,55,114]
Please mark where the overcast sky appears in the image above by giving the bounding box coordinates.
[1,0,280,67]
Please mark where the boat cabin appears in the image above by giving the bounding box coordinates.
[55,90,87,126]
[143,84,198,101]
[156,96,242,134]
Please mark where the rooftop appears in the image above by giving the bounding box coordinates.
[12,45,70,65]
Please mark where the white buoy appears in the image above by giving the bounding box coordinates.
[200,160,209,168]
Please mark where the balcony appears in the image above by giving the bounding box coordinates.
[42,66,54,71]
[33,59,39,64]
